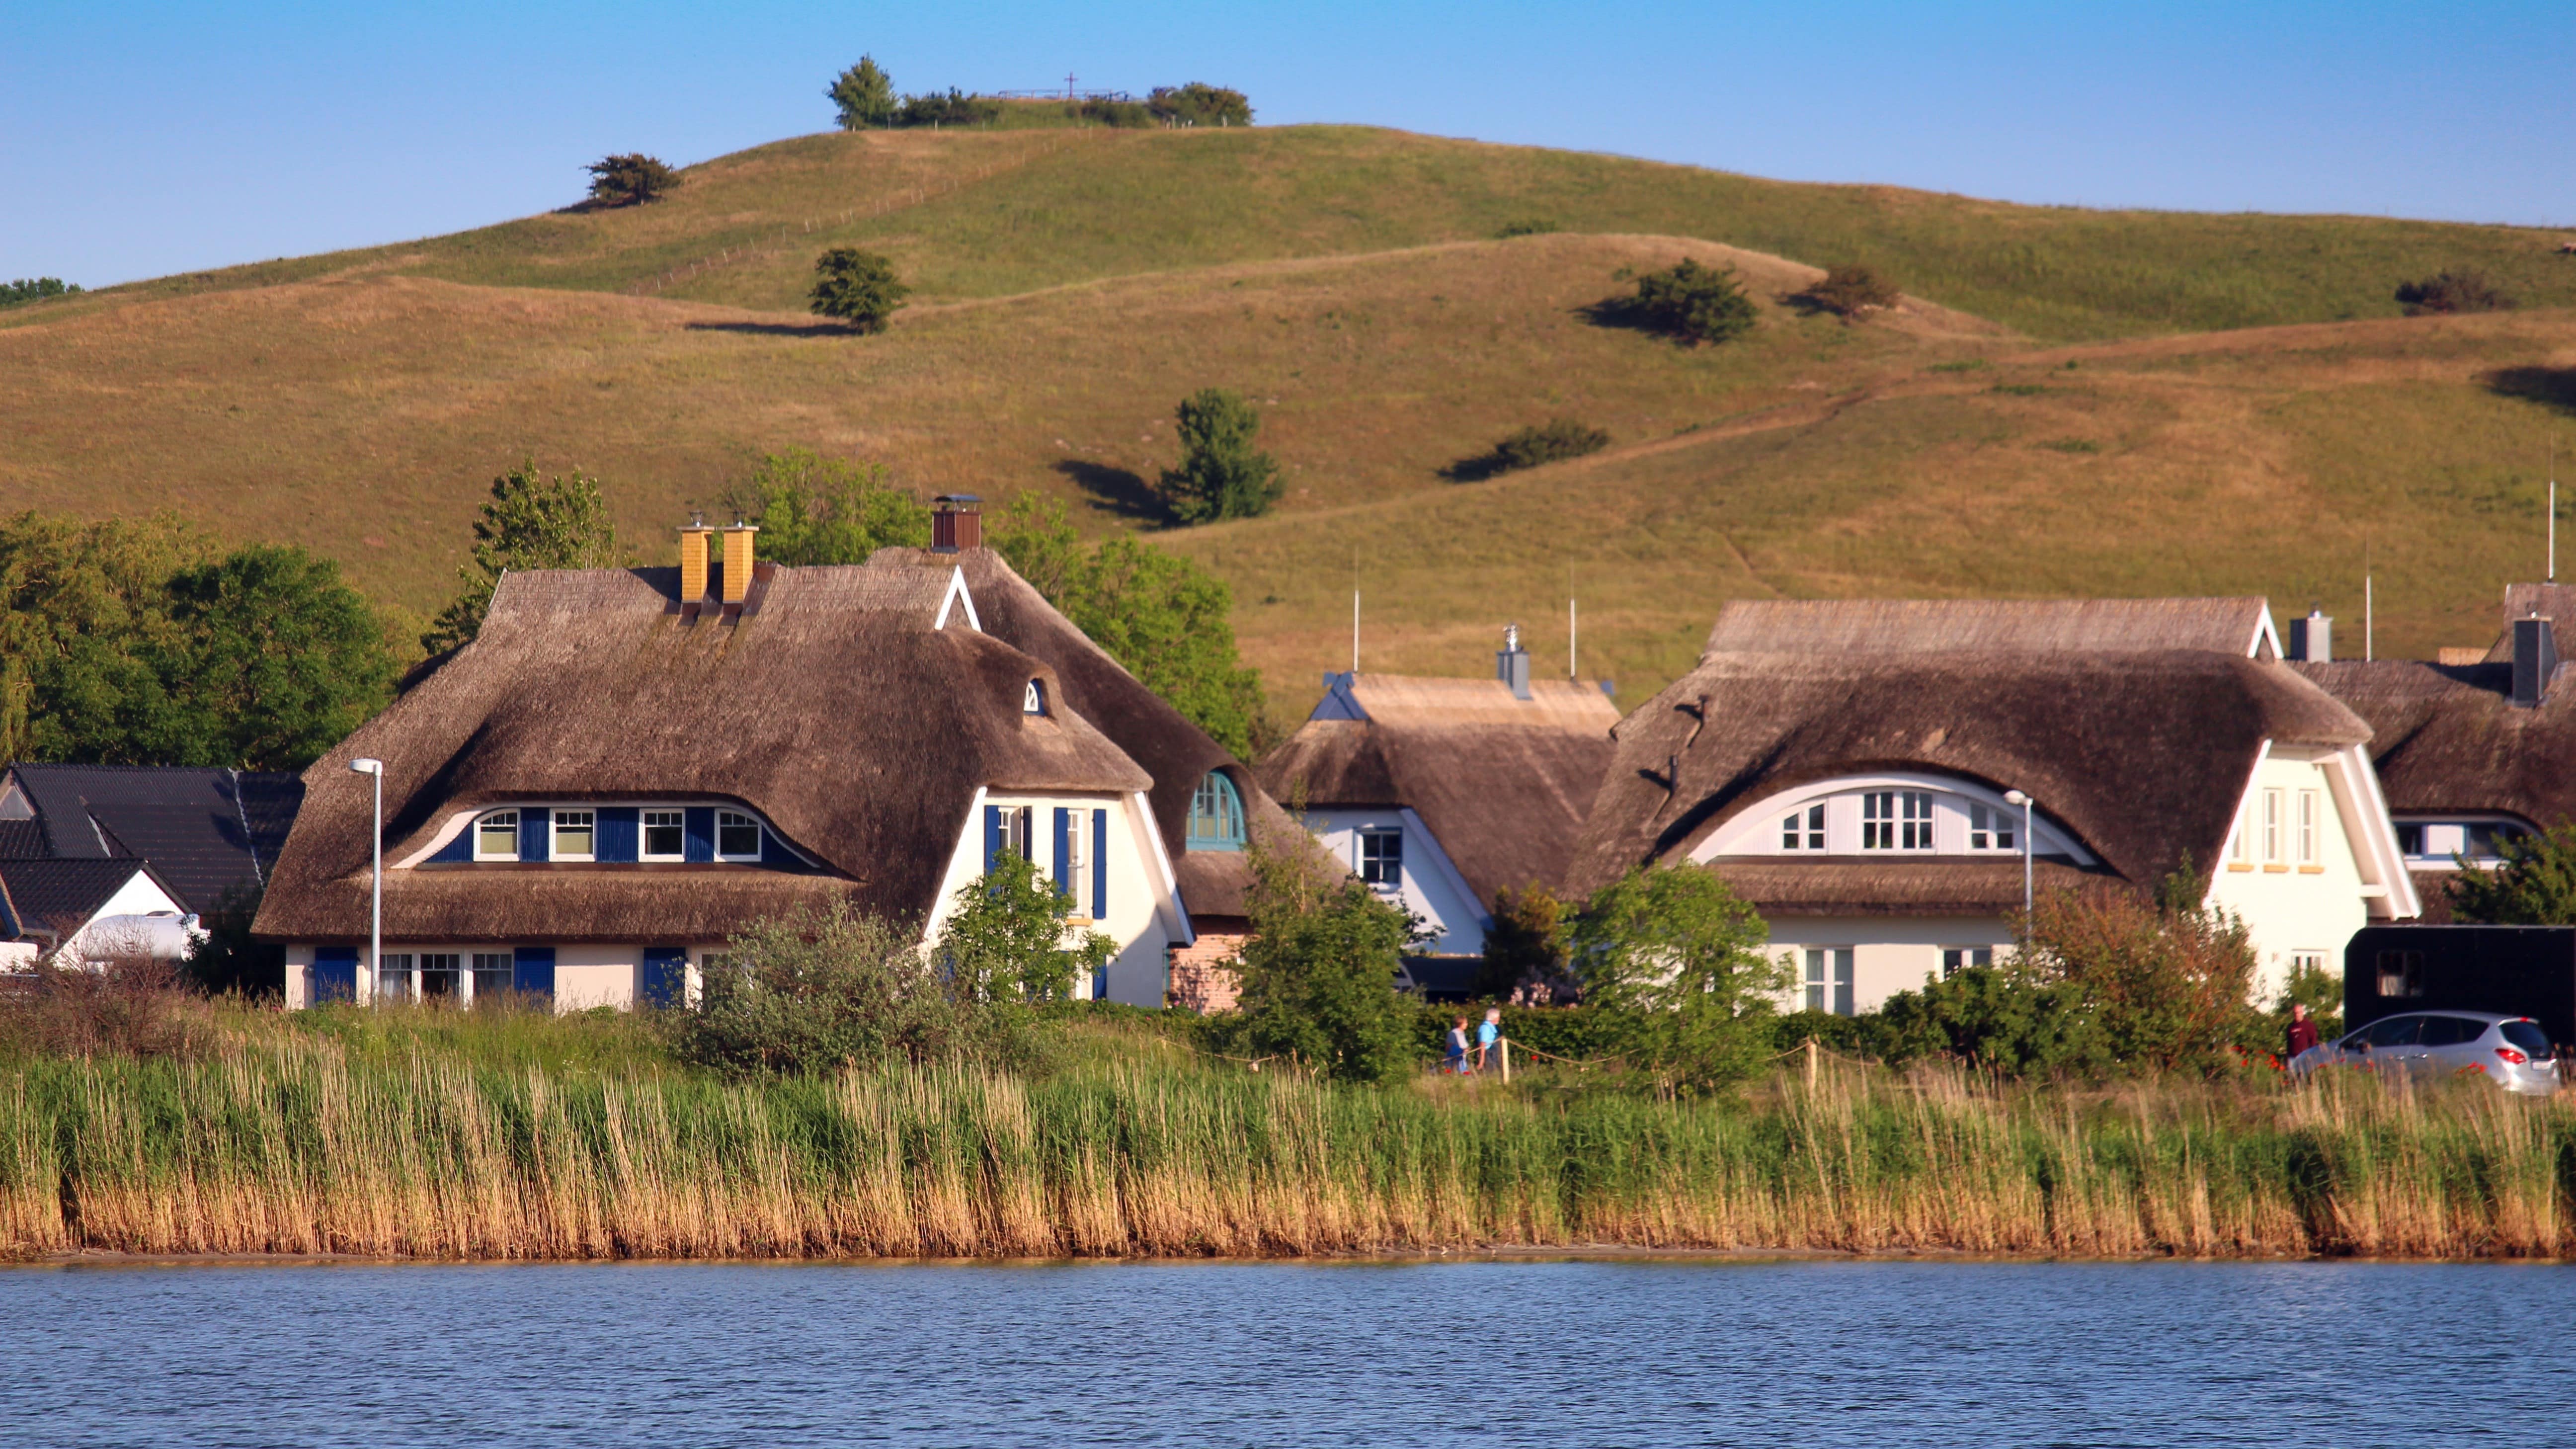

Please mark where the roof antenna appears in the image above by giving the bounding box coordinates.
[2550,438,2558,584]
[2364,536,2374,662]
[1351,547,1361,675]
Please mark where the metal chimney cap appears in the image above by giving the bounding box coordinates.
[933,493,983,505]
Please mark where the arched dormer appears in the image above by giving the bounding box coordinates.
[1687,772,2097,865]
[1186,771,1248,852]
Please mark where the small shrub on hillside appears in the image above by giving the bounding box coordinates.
[1148,83,1252,127]
[1602,258,1758,346]
[1228,834,1419,1082]
[2446,821,2576,923]
[1568,866,1787,1092]
[1495,418,1610,472]
[808,247,909,332]
[584,154,678,207]
[894,88,1003,128]
[1496,218,1559,240]
[1799,264,1899,319]
[828,56,897,129]
[1158,388,1284,524]
[2396,269,2513,316]
[1,277,80,308]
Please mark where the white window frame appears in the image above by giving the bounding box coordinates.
[1781,803,1824,851]
[1966,803,2015,852]
[1023,679,1046,716]
[716,809,763,862]
[552,808,597,863]
[1703,774,2096,866]
[376,952,416,1001]
[641,808,686,863]
[1062,815,1093,921]
[2296,790,2319,868]
[2261,789,2284,865]
[1861,792,1932,851]
[1804,948,1855,1015]
[475,810,520,862]
[1940,946,1995,979]
[1358,828,1402,888]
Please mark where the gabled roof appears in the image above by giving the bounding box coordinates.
[2484,583,2576,664]
[0,764,301,913]
[1568,648,2373,904]
[0,858,176,941]
[2297,659,2576,828]
[1701,597,2280,663]
[1260,673,1621,903]
[254,564,1153,944]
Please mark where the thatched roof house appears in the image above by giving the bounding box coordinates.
[1572,598,2416,1014]
[1258,632,1621,956]
[257,528,1204,1010]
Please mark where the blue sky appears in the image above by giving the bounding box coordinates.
[6,1,2571,287]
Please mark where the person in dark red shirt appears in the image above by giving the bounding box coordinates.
[2286,1002,2321,1058]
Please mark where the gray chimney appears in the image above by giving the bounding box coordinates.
[1496,622,1531,700]
[2288,608,2332,663]
[2512,615,2558,708]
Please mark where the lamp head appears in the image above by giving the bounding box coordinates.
[349,758,384,776]
[2004,789,2029,806]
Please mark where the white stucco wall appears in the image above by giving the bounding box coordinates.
[2204,745,2385,1004]
[1299,807,1487,955]
[919,789,1186,1007]
[1762,916,2019,1015]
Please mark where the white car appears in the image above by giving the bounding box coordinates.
[2290,1010,2562,1096]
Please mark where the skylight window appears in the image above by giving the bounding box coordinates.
[1023,680,1046,715]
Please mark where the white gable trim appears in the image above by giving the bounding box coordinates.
[2320,743,2420,919]
[934,567,982,632]
[2248,605,2284,660]
[1136,791,1195,947]
[1398,806,1489,930]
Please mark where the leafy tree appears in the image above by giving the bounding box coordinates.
[988,495,1271,756]
[1480,883,1568,998]
[159,545,399,769]
[2397,269,2513,316]
[1158,388,1284,524]
[1802,264,1899,319]
[726,448,930,564]
[0,278,80,308]
[1615,258,1758,345]
[422,461,623,655]
[1148,83,1253,127]
[1230,833,1419,1082]
[584,154,678,207]
[0,513,397,769]
[2447,822,2576,923]
[827,56,897,129]
[1569,866,1786,1091]
[1873,964,2098,1075]
[681,902,1030,1076]
[935,849,1113,1006]
[808,247,909,332]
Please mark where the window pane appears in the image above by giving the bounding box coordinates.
[2396,823,2423,856]
[1782,814,1801,849]
[1360,831,1402,886]
[2501,1020,2552,1056]
[643,810,684,858]
[421,954,462,998]
[555,809,595,858]
[1804,949,1825,1011]
[1805,805,1824,850]
[2416,1016,2477,1047]
[472,953,512,999]
[1188,773,1247,850]
[478,812,518,858]
[718,810,760,857]
[1832,950,1854,1016]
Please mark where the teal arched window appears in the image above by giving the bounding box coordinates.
[1187,772,1247,852]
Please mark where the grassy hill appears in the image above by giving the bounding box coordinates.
[4,123,2572,723]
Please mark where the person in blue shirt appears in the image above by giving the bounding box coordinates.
[1475,1008,1502,1074]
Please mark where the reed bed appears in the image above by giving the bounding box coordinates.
[2,1035,2570,1261]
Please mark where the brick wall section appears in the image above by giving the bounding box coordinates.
[1167,934,1248,1012]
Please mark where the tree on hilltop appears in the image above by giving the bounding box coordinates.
[422,461,623,655]
[1157,388,1283,524]
[1,278,81,308]
[828,57,897,129]
[1148,83,1253,127]
[585,154,679,207]
[725,448,929,563]
[808,247,908,331]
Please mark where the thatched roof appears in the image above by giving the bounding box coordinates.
[2296,659,2576,830]
[1260,675,1620,902]
[1568,648,2373,908]
[1702,597,2279,662]
[256,564,1151,945]
[874,546,1306,926]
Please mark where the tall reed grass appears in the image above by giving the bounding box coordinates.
[5,1024,2570,1261]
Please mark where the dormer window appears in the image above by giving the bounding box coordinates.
[552,809,596,862]
[1023,680,1047,716]
[1967,803,2016,851]
[475,810,519,861]
[642,809,685,861]
[1187,772,1248,852]
[717,809,762,860]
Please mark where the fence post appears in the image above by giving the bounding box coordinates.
[1500,1038,1510,1084]
[1804,1036,1818,1088]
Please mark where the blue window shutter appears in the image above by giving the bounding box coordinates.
[519,808,550,863]
[984,805,1003,872]
[513,947,556,997]
[1053,807,1072,913]
[595,807,639,863]
[427,828,473,864]
[312,947,358,1003]
[641,948,687,1007]
[683,807,716,863]
[1092,808,1109,919]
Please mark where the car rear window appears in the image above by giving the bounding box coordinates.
[2417,1016,2480,1046]
[2499,1020,2554,1056]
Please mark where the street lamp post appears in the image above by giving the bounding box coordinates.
[2003,789,2033,918]
[350,758,384,1004]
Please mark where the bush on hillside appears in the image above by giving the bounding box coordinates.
[726,448,930,564]
[1157,388,1284,524]
[2446,821,2576,924]
[828,56,897,129]
[989,495,1273,757]
[422,461,624,654]
[1799,263,1900,319]
[584,154,678,207]
[1449,418,1611,481]
[0,277,80,308]
[1495,218,1559,239]
[808,247,909,331]
[894,88,1003,128]
[1568,865,1787,1092]
[1148,83,1252,127]
[2396,269,2514,316]
[1599,258,1759,346]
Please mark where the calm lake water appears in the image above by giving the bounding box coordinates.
[1,1257,2568,1447]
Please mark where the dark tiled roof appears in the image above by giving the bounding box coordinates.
[1,764,302,912]
[0,859,161,939]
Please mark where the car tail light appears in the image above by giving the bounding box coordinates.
[2497,1046,2530,1065]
